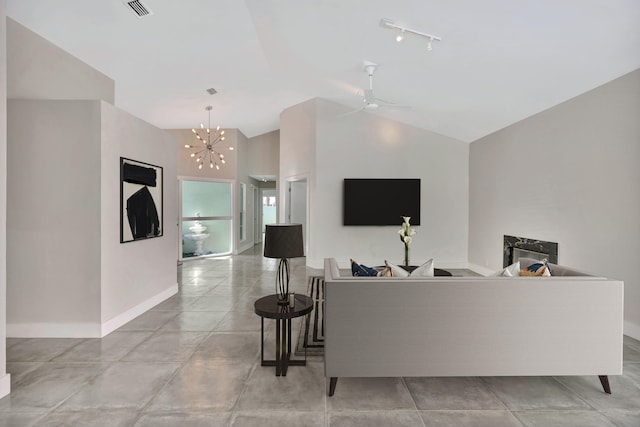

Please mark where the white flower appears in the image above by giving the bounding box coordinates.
[402,216,411,225]
[403,236,412,245]
[397,229,404,235]
[409,228,416,236]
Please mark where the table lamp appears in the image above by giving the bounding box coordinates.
[263,224,304,304]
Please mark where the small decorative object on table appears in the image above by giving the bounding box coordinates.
[398,216,416,267]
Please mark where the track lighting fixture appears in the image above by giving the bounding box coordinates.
[380,18,441,49]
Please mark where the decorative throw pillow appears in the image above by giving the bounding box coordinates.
[492,261,520,277]
[520,259,552,277]
[350,259,380,277]
[385,261,410,277]
[385,259,434,277]
[377,266,393,277]
[409,258,435,277]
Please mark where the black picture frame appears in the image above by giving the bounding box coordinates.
[120,157,163,243]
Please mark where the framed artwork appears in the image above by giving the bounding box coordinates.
[120,157,163,243]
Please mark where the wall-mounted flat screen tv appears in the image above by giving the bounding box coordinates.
[343,179,421,226]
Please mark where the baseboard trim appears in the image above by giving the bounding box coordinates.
[624,321,640,341]
[7,322,102,338]
[6,284,179,338]
[0,374,11,399]
[100,283,178,337]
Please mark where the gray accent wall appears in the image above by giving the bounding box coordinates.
[469,69,640,339]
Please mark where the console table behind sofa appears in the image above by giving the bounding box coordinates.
[323,257,623,396]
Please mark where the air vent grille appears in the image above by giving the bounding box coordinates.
[206,88,218,95]
[123,0,152,18]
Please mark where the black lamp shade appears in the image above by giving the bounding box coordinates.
[264,224,304,259]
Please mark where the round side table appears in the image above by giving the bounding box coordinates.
[254,294,313,376]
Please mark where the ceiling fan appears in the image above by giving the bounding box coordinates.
[341,61,412,116]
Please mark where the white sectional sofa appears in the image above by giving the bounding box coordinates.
[323,257,624,396]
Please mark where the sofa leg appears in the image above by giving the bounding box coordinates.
[329,377,338,396]
[598,375,611,394]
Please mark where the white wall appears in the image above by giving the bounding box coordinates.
[248,130,279,177]
[280,98,469,268]
[6,19,114,103]
[279,99,316,227]
[0,0,11,399]
[7,100,102,336]
[235,130,258,254]
[100,102,178,331]
[6,100,178,337]
[469,69,640,339]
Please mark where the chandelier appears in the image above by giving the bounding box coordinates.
[184,106,233,170]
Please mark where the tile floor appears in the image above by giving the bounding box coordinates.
[1,246,640,426]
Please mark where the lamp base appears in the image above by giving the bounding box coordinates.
[276,258,290,305]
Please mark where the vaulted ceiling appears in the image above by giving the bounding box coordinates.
[7,0,640,142]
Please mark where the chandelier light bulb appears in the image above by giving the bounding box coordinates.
[229,146,234,150]
[198,163,203,170]
[221,159,226,164]
[190,153,195,158]
[216,164,220,170]
[427,37,433,51]
[396,29,405,42]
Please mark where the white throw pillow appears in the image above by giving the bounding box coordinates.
[385,259,434,277]
[492,261,520,277]
[410,258,435,277]
[385,261,409,277]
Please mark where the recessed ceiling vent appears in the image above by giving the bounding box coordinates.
[122,0,153,18]
[206,88,218,95]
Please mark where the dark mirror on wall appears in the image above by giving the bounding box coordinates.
[120,157,163,243]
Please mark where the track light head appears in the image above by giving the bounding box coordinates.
[380,18,441,50]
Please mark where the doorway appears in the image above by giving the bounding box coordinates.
[262,189,277,240]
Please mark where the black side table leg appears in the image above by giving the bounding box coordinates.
[260,317,265,365]
[275,317,281,376]
[281,318,288,376]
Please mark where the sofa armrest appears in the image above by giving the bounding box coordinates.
[324,258,341,280]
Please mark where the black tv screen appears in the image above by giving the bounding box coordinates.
[343,179,421,226]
